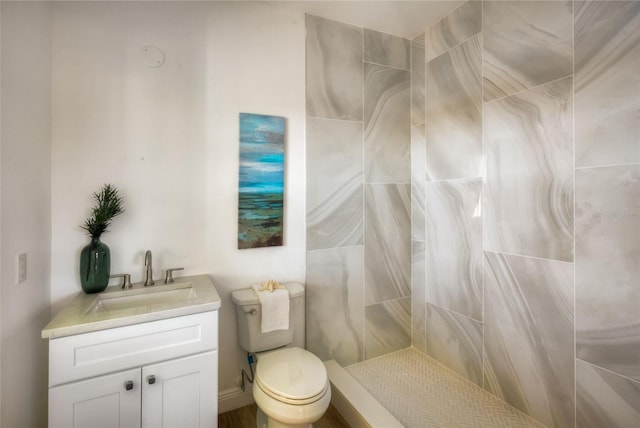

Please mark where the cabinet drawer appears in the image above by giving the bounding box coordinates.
[49,311,217,386]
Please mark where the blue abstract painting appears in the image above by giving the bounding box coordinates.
[238,113,285,249]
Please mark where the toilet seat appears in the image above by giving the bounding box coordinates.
[255,347,329,405]
[256,377,329,405]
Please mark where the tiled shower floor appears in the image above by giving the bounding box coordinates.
[345,348,546,427]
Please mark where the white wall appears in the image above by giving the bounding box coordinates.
[0,2,52,427]
[51,0,306,398]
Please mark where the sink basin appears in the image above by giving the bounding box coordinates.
[88,283,196,314]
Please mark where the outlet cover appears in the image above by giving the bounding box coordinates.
[17,253,27,285]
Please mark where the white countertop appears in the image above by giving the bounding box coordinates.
[42,274,221,339]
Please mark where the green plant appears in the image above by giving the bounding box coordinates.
[81,184,125,238]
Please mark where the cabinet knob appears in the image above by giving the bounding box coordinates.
[147,375,156,385]
[124,380,134,391]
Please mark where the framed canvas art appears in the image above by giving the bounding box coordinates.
[238,113,285,249]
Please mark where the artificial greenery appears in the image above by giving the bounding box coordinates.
[81,184,125,238]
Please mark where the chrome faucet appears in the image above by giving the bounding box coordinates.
[144,250,154,286]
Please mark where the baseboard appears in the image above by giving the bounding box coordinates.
[218,386,255,414]
[324,360,403,428]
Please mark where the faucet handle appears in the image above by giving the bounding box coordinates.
[111,273,132,289]
[164,268,184,284]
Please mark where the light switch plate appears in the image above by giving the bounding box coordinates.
[17,253,27,285]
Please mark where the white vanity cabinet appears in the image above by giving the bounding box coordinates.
[46,310,219,428]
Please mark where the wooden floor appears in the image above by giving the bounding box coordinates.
[218,403,350,428]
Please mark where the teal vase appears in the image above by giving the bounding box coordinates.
[79,237,110,294]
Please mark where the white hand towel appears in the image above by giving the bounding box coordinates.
[251,282,290,333]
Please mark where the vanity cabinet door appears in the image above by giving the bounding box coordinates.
[141,351,218,428]
[49,368,141,428]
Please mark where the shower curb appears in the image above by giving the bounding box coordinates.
[324,360,403,428]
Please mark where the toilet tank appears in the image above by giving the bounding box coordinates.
[231,282,305,353]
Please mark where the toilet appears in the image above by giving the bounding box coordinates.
[232,283,331,428]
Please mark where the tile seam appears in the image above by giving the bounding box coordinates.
[576,357,640,385]
[483,249,575,265]
[572,1,577,426]
[425,32,482,65]
[425,300,483,325]
[482,73,575,106]
[574,162,640,170]
[363,59,410,72]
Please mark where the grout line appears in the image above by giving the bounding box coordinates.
[425,300,483,325]
[482,73,574,105]
[409,31,415,349]
[426,32,482,64]
[363,59,410,72]
[363,295,411,310]
[484,249,574,265]
[480,0,486,392]
[576,357,640,385]
[305,116,363,124]
[575,161,640,170]
[345,345,414,369]
[306,244,364,255]
[422,27,429,357]
[427,176,484,184]
[572,1,577,426]
[366,179,412,184]
[361,27,367,362]
[424,0,472,43]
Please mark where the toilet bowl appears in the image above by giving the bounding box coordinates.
[231,283,331,427]
[252,347,331,428]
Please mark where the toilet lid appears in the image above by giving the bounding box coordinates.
[255,347,328,402]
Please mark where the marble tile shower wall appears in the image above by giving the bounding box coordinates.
[305,2,638,426]
[305,15,412,366]
[411,1,640,427]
